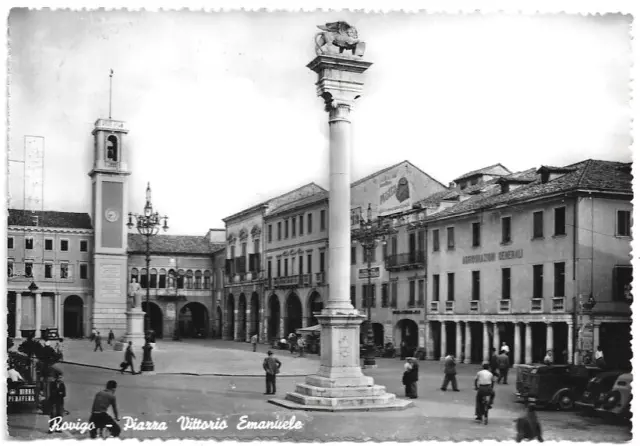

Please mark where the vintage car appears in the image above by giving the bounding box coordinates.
[575,371,624,411]
[515,364,602,410]
[597,373,633,419]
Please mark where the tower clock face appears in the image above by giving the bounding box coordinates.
[105,208,120,223]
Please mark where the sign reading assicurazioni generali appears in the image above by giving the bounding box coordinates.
[462,249,524,265]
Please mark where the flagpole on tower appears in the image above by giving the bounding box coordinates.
[109,69,114,119]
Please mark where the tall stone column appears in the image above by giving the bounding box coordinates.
[425,321,433,359]
[35,292,42,334]
[245,306,251,342]
[440,322,447,359]
[567,321,574,364]
[273,32,410,411]
[482,322,490,362]
[514,322,522,365]
[493,322,500,353]
[302,316,309,328]
[593,321,601,352]
[525,323,533,364]
[55,293,61,333]
[455,321,462,361]
[233,308,239,341]
[464,322,472,364]
[279,317,284,339]
[15,293,22,338]
[546,322,554,353]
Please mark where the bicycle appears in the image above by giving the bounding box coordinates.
[480,394,491,425]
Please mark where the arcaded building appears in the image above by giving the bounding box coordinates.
[410,160,632,369]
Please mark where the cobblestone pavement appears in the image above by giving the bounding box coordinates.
[7,340,631,441]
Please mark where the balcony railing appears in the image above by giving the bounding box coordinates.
[385,251,426,271]
[301,273,312,286]
[274,275,301,288]
[531,298,543,312]
[316,271,326,285]
[430,301,439,313]
[498,299,511,313]
[445,301,454,313]
[470,300,479,312]
[552,297,565,312]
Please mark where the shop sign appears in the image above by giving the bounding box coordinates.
[462,249,524,265]
[392,309,421,315]
[358,266,380,279]
[7,385,36,404]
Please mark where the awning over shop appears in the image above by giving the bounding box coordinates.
[296,325,321,334]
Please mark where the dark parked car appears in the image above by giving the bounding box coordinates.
[575,371,624,411]
[515,364,602,410]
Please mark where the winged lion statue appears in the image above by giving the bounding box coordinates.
[315,21,366,57]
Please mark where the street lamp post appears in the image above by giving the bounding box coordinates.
[127,182,169,372]
[353,204,395,368]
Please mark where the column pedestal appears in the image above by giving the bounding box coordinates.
[270,311,411,411]
[116,309,146,351]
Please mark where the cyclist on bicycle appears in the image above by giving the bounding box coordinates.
[474,362,496,421]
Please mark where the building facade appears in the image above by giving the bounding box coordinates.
[409,160,631,368]
[7,210,94,338]
[263,191,330,341]
[126,233,225,340]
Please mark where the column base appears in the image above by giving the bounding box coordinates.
[270,309,411,412]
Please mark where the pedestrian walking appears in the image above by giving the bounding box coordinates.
[48,374,66,434]
[263,350,281,395]
[440,352,460,391]
[515,404,544,442]
[94,332,103,352]
[55,339,64,361]
[288,333,296,355]
[489,347,499,376]
[297,336,305,357]
[595,346,606,369]
[108,330,115,346]
[500,341,510,354]
[402,358,419,399]
[90,328,97,342]
[251,333,258,352]
[497,349,511,384]
[120,341,137,375]
[89,380,121,438]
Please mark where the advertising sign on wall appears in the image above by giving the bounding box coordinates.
[378,165,415,216]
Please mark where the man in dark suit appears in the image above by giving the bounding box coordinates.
[48,374,66,433]
[263,351,282,395]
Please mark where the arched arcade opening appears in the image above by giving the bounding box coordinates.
[63,295,84,338]
[141,301,163,339]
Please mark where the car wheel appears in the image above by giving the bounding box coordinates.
[557,392,574,411]
[602,391,621,410]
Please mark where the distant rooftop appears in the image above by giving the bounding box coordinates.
[128,233,225,255]
[8,209,93,229]
[453,163,511,182]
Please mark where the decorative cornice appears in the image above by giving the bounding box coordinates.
[8,226,94,235]
[239,228,249,241]
[250,225,261,239]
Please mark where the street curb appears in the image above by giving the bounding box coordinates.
[60,361,311,377]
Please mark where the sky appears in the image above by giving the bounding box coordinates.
[6,10,632,235]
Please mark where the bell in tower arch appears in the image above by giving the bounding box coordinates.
[106,134,119,162]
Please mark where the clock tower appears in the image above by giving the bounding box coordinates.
[89,118,131,337]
